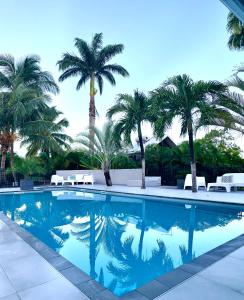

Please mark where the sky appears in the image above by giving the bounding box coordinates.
[0,0,243,154]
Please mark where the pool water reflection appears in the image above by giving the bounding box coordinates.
[0,190,243,296]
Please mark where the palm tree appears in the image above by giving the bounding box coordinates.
[107,90,151,189]
[57,33,129,150]
[76,121,118,186]
[227,12,244,50]
[0,54,59,173]
[20,106,72,157]
[150,75,227,192]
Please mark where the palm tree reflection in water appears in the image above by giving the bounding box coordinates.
[180,205,196,263]
[107,199,174,294]
[71,195,126,286]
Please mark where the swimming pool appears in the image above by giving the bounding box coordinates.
[0,189,243,296]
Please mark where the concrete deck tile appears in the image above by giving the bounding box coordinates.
[0,240,38,265]
[2,254,60,292]
[0,267,15,298]
[230,247,244,261]
[18,276,89,300]
[155,275,244,300]
[0,294,20,300]
[0,231,21,246]
[199,256,244,295]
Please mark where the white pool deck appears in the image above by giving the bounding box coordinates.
[0,185,243,299]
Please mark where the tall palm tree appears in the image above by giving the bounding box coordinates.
[227,12,244,50]
[57,33,129,150]
[107,90,151,189]
[76,121,118,186]
[150,75,227,192]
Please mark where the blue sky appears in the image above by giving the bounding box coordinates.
[0,0,243,150]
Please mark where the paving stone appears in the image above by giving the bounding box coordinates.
[2,254,60,292]
[199,256,244,295]
[137,280,168,299]
[0,294,20,300]
[0,231,21,245]
[155,275,244,300]
[47,255,72,271]
[0,240,37,266]
[0,267,15,298]
[156,268,192,288]
[60,266,90,285]
[77,280,106,299]
[18,276,88,300]
[230,246,244,261]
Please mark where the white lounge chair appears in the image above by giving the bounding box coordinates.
[62,175,76,186]
[207,173,244,192]
[83,174,95,185]
[51,175,64,186]
[75,174,86,185]
[184,174,206,190]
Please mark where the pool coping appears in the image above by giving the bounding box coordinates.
[0,202,244,299]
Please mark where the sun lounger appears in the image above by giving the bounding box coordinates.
[50,175,64,186]
[184,174,206,190]
[207,173,244,192]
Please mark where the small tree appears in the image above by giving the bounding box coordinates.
[107,90,151,189]
[76,122,118,186]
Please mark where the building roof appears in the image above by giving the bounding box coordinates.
[127,135,176,154]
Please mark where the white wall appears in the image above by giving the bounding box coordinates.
[56,169,142,185]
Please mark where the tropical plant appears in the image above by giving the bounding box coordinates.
[0,54,59,174]
[57,33,129,150]
[8,157,45,179]
[20,106,72,156]
[227,12,244,50]
[107,90,151,189]
[76,121,119,186]
[150,74,227,192]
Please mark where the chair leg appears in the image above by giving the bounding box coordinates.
[226,186,231,192]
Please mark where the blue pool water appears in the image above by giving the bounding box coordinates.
[0,190,244,296]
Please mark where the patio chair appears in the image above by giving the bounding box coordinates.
[184,174,206,190]
[83,174,95,185]
[50,175,64,186]
[75,174,87,185]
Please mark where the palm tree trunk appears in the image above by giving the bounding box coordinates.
[104,170,112,186]
[1,147,7,185]
[10,142,17,185]
[89,76,96,152]
[187,123,197,192]
[1,149,7,170]
[138,124,146,189]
